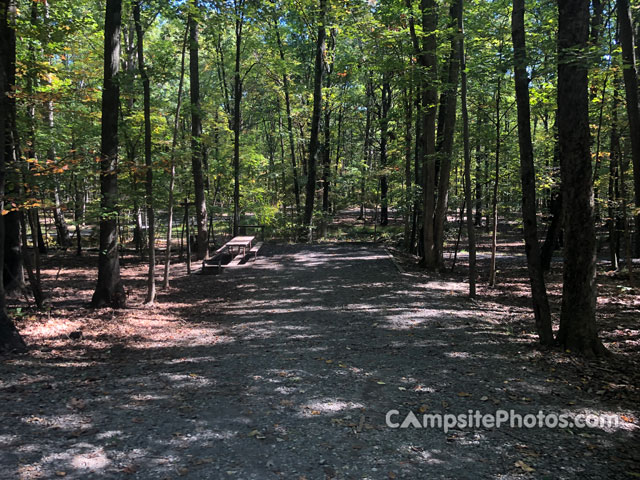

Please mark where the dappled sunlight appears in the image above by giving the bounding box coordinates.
[3,243,638,478]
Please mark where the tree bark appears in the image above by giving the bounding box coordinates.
[0,0,26,353]
[303,0,327,227]
[489,73,501,287]
[433,3,461,266]
[274,22,301,215]
[617,0,640,257]
[91,0,126,308]
[556,0,606,356]
[134,1,155,304]
[163,23,188,289]
[232,0,245,236]
[379,78,391,226]
[511,0,554,346]
[458,0,476,298]
[189,0,208,259]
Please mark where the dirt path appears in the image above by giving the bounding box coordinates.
[1,243,638,479]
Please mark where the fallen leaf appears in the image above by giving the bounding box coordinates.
[458,392,472,397]
[515,460,535,473]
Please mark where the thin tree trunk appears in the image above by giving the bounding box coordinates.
[134,1,155,304]
[274,22,301,215]
[163,23,188,289]
[489,74,501,287]
[458,0,476,298]
[91,0,126,308]
[403,84,413,251]
[303,0,327,227]
[434,2,461,267]
[232,1,245,236]
[511,0,554,345]
[609,88,621,270]
[379,78,391,226]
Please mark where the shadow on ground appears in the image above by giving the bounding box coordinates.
[1,243,638,479]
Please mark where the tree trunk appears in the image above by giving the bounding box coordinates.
[322,58,333,216]
[303,0,327,227]
[403,84,413,251]
[91,0,126,308]
[608,88,621,271]
[274,22,301,215]
[420,0,439,268]
[0,0,26,353]
[379,78,391,226]
[458,0,476,298]
[434,3,461,267]
[232,3,245,236]
[511,0,554,346]
[474,114,483,227]
[489,74,501,287]
[163,23,188,289]
[134,1,155,304]
[555,0,606,356]
[617,0,640,257]
[189,0,208,259]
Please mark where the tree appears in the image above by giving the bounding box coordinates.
[133,0,155,304]
[189,0,208,259]
[303,0,327,227]
[555,0,606,355]
[511,0,553,346]
[91,0,126,308]
[458,0,476,298]
[0,0,26,353]
[617,0,640,257]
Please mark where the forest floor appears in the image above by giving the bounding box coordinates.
[1,224,639,479]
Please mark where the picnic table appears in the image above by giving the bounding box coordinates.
[225,235,255,257]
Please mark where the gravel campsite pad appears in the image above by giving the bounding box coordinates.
[1,243,639,479]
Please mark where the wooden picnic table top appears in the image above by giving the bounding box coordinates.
[226,236,255,247]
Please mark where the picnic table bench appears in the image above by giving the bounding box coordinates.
[201,236,263,273]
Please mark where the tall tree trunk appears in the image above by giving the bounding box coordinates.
[433,3,461,267]
[609,88,621,271]
[379,78,391,226]
[474,113,483,226]
[0,0,26,353]
[403,84,413,251]
[617,0,640,257]
[322,56,333,216]
[303,0,327,227]
[419,0,439,268]
[134,1,155,304]
[91,0,126,308]
[360,81,373,220]
[232,2,245,236]
[556,0,606,356]
[163,23,188,289]
[2,0,21,293]
[489,74,501,287]
[511,0,554,346]
[458,0,476,298]
[274,22,301,215]
[189,0,208,259]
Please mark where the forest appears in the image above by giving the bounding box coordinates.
[0,0,639,477]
